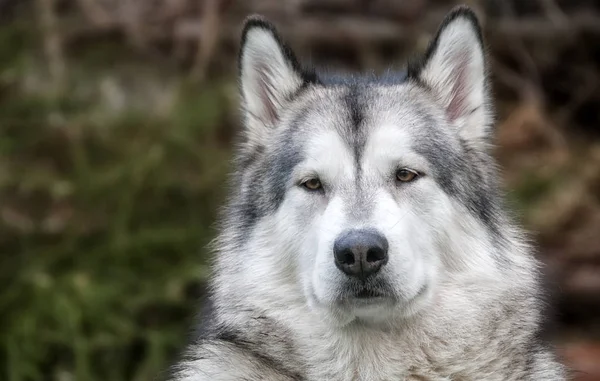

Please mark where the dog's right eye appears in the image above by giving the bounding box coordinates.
[301,178,322,191]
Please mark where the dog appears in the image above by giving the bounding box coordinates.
[169,6,566,380]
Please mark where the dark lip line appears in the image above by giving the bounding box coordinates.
[342,286,392,301]
[335,293,388,303]
[340,283,429,303]
[354,289,384,299]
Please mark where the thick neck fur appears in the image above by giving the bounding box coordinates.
[209,209,555,381]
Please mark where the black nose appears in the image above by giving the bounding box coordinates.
[333,229,389,280]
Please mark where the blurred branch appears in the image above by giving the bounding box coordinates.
[191,0,221,82]
[120,0,147,49]
[538,0,568,26]
[555,69,600,126]
[492,57,537,100]
[493,14,600,38]
[76,0,114,27]
[37,0,66,93]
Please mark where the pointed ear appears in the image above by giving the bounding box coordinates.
[239,16,312,145]
[408,7,492,147]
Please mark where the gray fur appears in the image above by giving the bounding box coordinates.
[169,6,567,381]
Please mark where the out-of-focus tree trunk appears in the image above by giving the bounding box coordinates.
[37,0,66,93]
[191,0,221,82]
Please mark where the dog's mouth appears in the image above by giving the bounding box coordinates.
[354,288,384,299]
[332,279,396,306]
[344,281,392,301]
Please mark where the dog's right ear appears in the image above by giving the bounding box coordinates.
[239,16,310,145]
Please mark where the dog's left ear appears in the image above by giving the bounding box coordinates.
[409,7,492,147]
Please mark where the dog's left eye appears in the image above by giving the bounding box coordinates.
[302,178,322,191]
[396,169,419,183]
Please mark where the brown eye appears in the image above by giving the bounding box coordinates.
[396,169,418,183]
[302,178,322,191]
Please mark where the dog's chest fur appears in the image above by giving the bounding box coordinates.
[297,327,455,381]
[282,322,512,381]
[238,288,535,381]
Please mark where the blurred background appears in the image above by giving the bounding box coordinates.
[1,0,599,380]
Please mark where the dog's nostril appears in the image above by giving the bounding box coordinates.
[366,248,384,263]
[342,250,355,265]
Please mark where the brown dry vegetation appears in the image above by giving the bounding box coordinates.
[1,0,600,380]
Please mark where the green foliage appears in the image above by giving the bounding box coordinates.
[509,171,558,212]
[0,19,35,73]
[0,20,233,380]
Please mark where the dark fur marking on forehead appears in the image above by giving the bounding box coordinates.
[412,128,506,250]
[265,134,304,211]
[228,126,305,244]
[238,144,265,172]
[343,83,377,221]
[264,103,312,212]
[234,180,262,239]
[317,71,408,87]
[345,84,363,133]
[227,98,313,245]
[343,84,366,172]
[401,100,504,247]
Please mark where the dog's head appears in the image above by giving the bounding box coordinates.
[228,7,502,324]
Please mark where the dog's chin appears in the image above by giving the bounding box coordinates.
[343,296,397,324]
[308,282,432,326]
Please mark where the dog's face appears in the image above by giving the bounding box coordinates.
[233,8,498,324]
